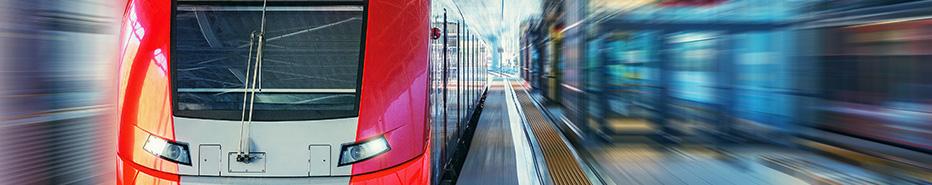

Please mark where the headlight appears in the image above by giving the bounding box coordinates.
[143,135,192,165]
[338,136,391,166]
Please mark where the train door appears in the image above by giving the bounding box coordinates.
[545,25,563,102]
[596,32,661,136]
[732,31,792,136]
[429,11,445,184]
[456,24,464,139]
[445,19,460,160]
[665,32,724,138]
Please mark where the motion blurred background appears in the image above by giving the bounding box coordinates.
[513,0,930,184]
[0,0,122,184]
[1,0,930,184]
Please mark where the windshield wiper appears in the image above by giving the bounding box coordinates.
[236,0,269,163]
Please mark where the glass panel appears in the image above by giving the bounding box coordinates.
[173,2,365,121]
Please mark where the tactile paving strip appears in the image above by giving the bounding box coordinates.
[512,82,592,185]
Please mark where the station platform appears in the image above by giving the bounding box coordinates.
[454,77,928,185]
[455,81,522,185]
[457,77,590,185]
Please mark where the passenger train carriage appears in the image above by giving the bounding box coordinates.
[115,0,490,184]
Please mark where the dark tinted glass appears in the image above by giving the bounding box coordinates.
[172,2,364,121]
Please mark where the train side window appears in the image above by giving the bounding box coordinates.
[475,34,479,101]
[471,33,476,104]
[470,32,475,105]
[468,32,472,106]
[456,21,462,129]
[465,29,470,107]
[471,33,475,106]
[466,29,472,108]
[460,24,466,124]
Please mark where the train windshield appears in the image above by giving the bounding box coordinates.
[171,1,365,121]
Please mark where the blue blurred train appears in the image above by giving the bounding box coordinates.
[518,0,930,171]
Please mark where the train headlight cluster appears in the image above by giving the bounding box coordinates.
[339,136,391,166]
[143,135,192,165]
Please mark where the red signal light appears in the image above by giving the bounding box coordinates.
[431,27,442,40]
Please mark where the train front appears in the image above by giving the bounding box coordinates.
[116,0,431,184]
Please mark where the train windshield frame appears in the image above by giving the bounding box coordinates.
[170,0,367,121]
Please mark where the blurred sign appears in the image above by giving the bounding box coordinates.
[658,0,725,7]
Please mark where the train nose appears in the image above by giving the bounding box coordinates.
[171,117,359,177]
[194,144,334,176]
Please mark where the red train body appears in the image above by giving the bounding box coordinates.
[115,0,489,184]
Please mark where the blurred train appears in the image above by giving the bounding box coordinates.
[116,0,489,184]
[520,0,930,170]
[811,15,932,155]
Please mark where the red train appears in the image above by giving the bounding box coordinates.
[115,0,489,184]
